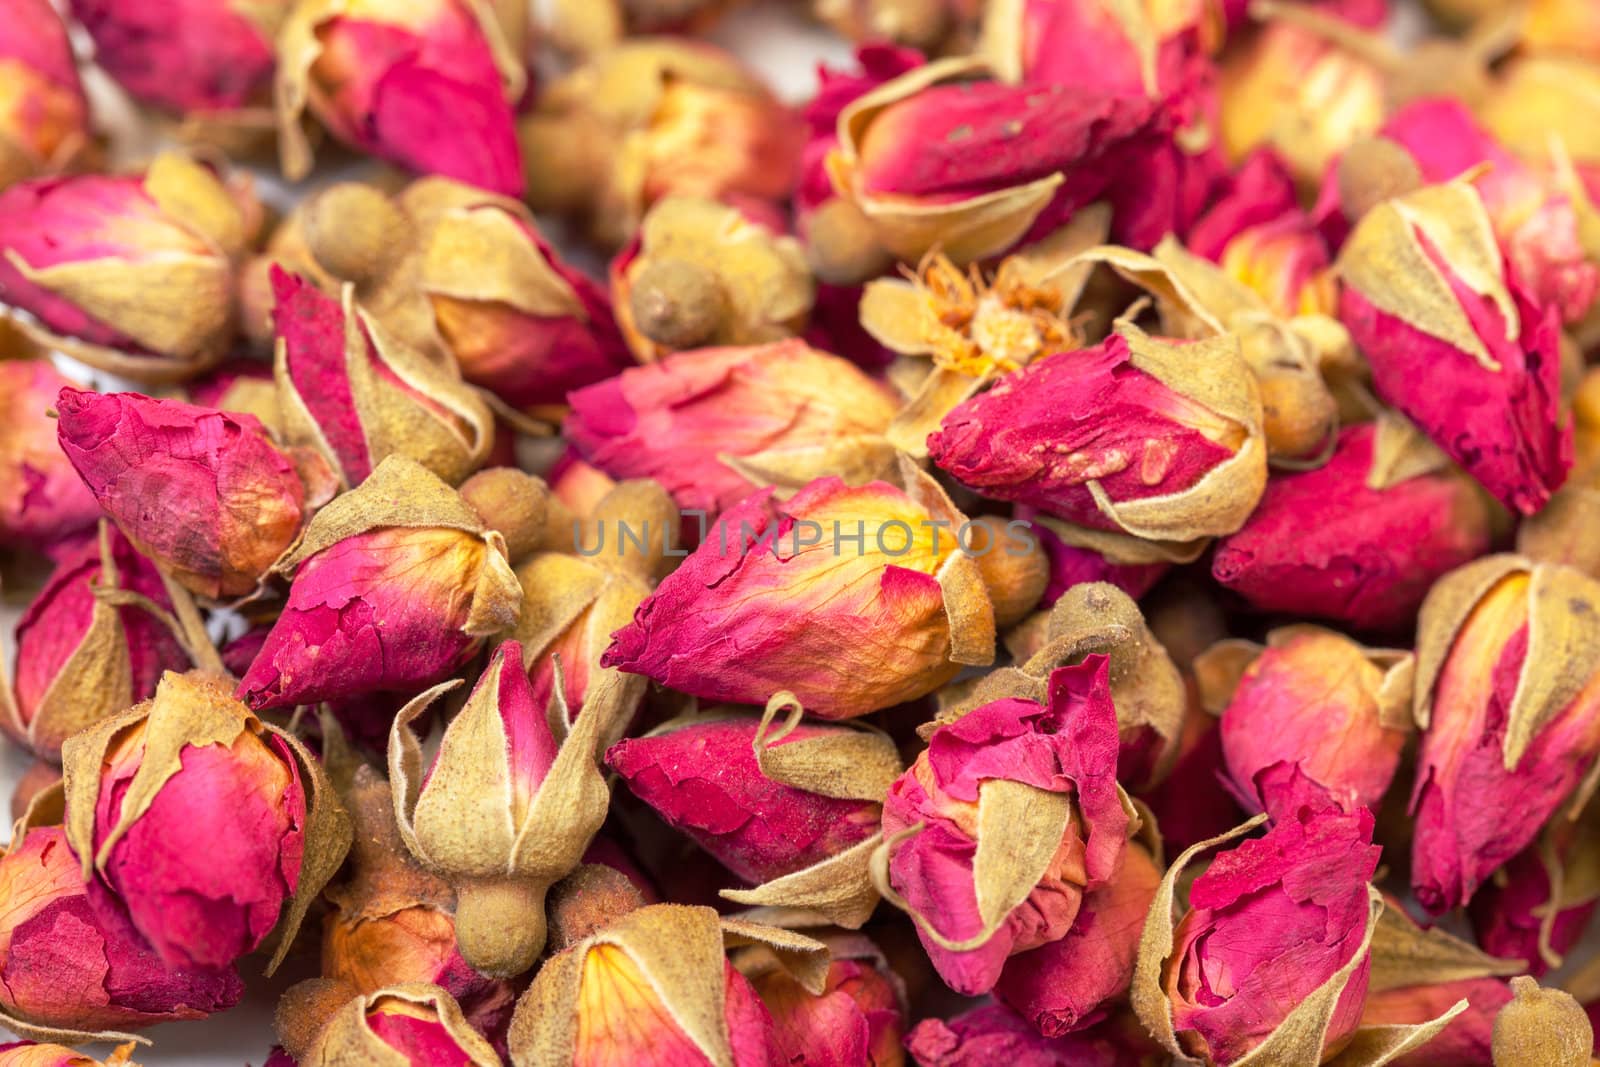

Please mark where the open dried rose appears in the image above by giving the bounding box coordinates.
[0,154,248,382]
[59,670,350,974]
[878,658,1127,996]
[0,360,100,550]
[55,387,334,600]
[0,0,90,191]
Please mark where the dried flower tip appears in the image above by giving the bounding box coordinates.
[452,879,548,985]
[460,468,550,562]
[964,516,1049,628]
[1492,977,1593,1067]
[627,256,728,349]
[805,197,893,287]
[915,253,1074,378]
[302,182,412,286]
[546,863,650,952]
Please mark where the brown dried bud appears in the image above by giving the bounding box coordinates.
[459,467,551,563]
[301,181,413,286]
[965,516,1050,628]
[805,197,893,287]
[545,863,650,952]
[627,256,727,349]
[1492,977,1593,1067]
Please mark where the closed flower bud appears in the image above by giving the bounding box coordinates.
[612,196,814,359]
[608,697,902,927]
[1338,180,1571,515]
[929,326,1266,547]
[5,526,188,759]
[302,985,502,1067]
[522,40,804,247]
[824,57,1162,265]
[1410,556,1600,913]
[1198,625,1413,815]
[55,387,334,600]
[1217,212,1337,319]
[0,0,90,191]
[878,659,1128,995]
[1469,845,1597,977]
[566,339,901,518]
[0,361,99,548]
[0,823,243,1043]
[1134,796,1382,1066]
[1213,419,1495,631]
[186,358,283,433]
[904,1003,1159,1066]
[0,155,247,382]
[1492,977,1593,1067]
[507,904,823,1067]
[60,670,351,973]
[276,0,525,195]
[603,464,998,719]
[271,267,495,489]
[389,641,644,978]
[739,934,907,1067]
[237,456,523,709]
[992,842,1162,1037]
[68,0,286,117]
[0,1041,140,1067]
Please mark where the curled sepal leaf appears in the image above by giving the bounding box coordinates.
[303,983,503,1067]
[1367,898,1526,993]
[897,454,997,667]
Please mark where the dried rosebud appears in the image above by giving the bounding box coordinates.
[544,861,651,952]
[60,670,350,973]
[459,467,549,563]
[878,659,1127,995]
[1216,211,1337,319]
[0,361,99,548]
[1030,515,1169,606]
[0,1041,140,1067]
[823,57,1162,265]
[612,196,814,359]
[513,557,654,724]
[1493,977,1593,1067]
[5,526,188,760]
[1338,180,1571,515]
[1410,556,1600,913]
[603,464,997,719]
[0,0,90,191]
[992,842,1162,1037]
[1133,796,1382,1065]
[302,985,502,1066]
[506,904,824,1066]
[68,0,285,116]
[0,155,247,382]
[1197,626,1413,815]
[270,267,495,489]
[739,934,907,1067]
[566,339,901,517]
[1469,846,1597,977]
[186,358,283,433]
[237,456,522,709]
[521,40,804,247]
[55,387,332,600]
[607,698,901,926]
[904,1003,1158,1067]
[929,325,1266,547]
[0,822,243,1044]
[275,0,525,195]
[1212,420,1496,632]
[389,641,644,977]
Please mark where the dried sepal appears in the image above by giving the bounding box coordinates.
[303,983,503,1067]
[1368,899,1526,993]
[1366,408,1453,490]
[899,454,998,667]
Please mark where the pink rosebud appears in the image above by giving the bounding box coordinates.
[0,361,100,548]
[0,157,247,382]
[1206,626,1411,814]
[744,935,906,1067]
[1187,149,1300,259]
[1360,977,1512,1067]
[7,528,188,759]
[277,0,524,196]
[236,457,521,710]
[0,1040,139,1067]
[1469,847,1596,977]
[904,1004,1157,1067]
[992,843,1162,1037]
[1158,800,1380,1064]
[0,0,89,190]
[68,0,285,115]
[603,472,997,720]
[566,340,901,517]
[929,328,1265,544]
[797,45,925,217]
[1410,557,1600,913]
[1216,210,1336,318]
[303,985,503,1066]
[0,824,243,1034]
[606,715,883,885]
[55,387,326,599]
[880,660,1127,995]
[1338,180,1572,515]
[1212,422,1494,632]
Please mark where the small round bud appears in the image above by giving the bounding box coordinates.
[806,198,894,287]
[546,863,649,951]
[453,879,549,980]
[628,257,728,349]
[1256,364,1339,462]
[1337,137,1423,223]
[520,115,607,216]
[302,182,411,285]
[1492,976,1593,1067]
[965,516,1050,628]
[460,468,551,562]
[275,977,354,1062]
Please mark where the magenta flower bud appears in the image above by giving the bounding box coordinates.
[55,387,330,599]
[743,935,906,1067]
[1212,422,1494,632]
[0,0,89,191]
[0,361,100,549]
[68,0,286,116]
[880,659,1127,995]
[0,824,243,1038]
[904,1004,1158,1067]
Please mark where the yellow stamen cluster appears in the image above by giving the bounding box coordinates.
[912,253,1077,378]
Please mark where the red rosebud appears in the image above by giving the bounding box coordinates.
[1469,847,1596,977]
[743,934,906,1067]
[0,0,89,190]
[55,388,328,599]
[0,361,99,549]
[303,985,502,1066]
[880,659,1127,995]
[904,1004,1156,1067]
